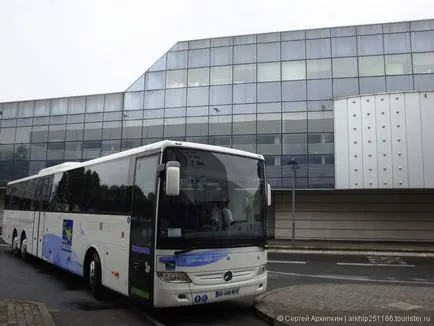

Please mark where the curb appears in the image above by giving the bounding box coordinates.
[1,298,56,326]
[254,288,283,325]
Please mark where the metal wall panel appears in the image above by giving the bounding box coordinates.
[404,93,424,187]
[333,99,349,188]
[347,98,363,188]
[420,92,434,187]
[361,95,377,188]
[375,94,393,188]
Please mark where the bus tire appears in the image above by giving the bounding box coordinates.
[20,233,28,261]
[12,230,20,257]
[87,251,103,300]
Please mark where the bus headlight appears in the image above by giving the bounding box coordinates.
[257,263,267,275]
[157,272,192,283]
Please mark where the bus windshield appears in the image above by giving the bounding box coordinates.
[157,147,267,249]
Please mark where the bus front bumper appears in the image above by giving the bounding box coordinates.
[153,272,267,308]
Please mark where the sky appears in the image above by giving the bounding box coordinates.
[0,0,433,103]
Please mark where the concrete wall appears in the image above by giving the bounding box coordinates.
[273,189,434,242]
[334,91,434,189]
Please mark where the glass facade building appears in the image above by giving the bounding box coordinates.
[1,19,434,190]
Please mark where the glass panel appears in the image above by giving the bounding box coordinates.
[306,38,331,58]
[386,75,414,92]
[67,114,84,124]
[257,134,281,155]
[167,51,188,69]
[14,144,30,160]
[0,128,15,143]
[122,120,142,138]
[187,87,209,106]
[84,122,102,140]
[122,139,141,150]
[232,114,256,135]
[163,117,185,137]
[233,83,256,103]
[282,60,306,80]
[210,85,232,105]
[281,30,305,41]
[307,79,332,100]
[234,34,256,45]
[307,59,331,79]
[48,125,66,141]
[0,144,14,160]
[257,32,280,43]
[257,113,281,134]
[384,33,411,54]
[307,28,330,39]
[51,98,68,115]
[82,140,101,159]
[233,104,255,114]
[64,142,82,160]
[31,126,48,143]
[383,22,409,33]
[413,52,434,74]
[103,121,122,139]
[257,82,281,102]
[30,143,47,160]
[331,26,356,37]
[233,64,256,83]
[144,109,164,119]
[385,54,412,75]
[209,135,231,146]
[124,91,144,110]
[308,111,333,132]
[122,110,142,120]
[332,57,358,78]
[414,74,434,91]
[257,42,280,62]
[149,54,167,72]
[360,77,386,94]
[210,66,232,85]
[15,127,31,143]
[282,81,306,101]
[410,19,434,31]
[186,116,208,136]
[187,106,208,116]
[144,90,164,109]
[357,35,383,55]
[282,101,307,112]
[411,31,434,52]
[145,71,166,90]
[258,102,281,113]
[165,88,186,107]
[282,112,307,133]
[104,93,123,112]
[333,78,359,98]
[165,108,186,118]
[189,39,210,49]
[33,117,49,126]
[210,105,232,115]
[331,37,357,57]
[66,124,83,141]
[210,46,233,66]
[166,69,187,88]
[308,154,335,177]
[47,142,65,160]
[170,41,188,51]
[358,56,385,76]
[17,102,34,118]
[104,111,122,121]
[232,135,256,152]
[126,74,145,92]
[143,119,164,138]
[209,115,231,135]
[68,97,86,114]
[188,67,209,86]
[357,24,382,35]
[34,100,50,116]
[86,95,104,113]
[102,140,121,155]
[16,118,33,127]
[211,37,233,47]
[188,48,210,67]
[233,44,256,64]
[308,133,334,154]
[257,62,281,82]
[281,40,305,61]
[84,113,103,123]
[282,134,307,154]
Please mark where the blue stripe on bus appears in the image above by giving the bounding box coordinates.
[159,249,228,267]
[131,245,151,255]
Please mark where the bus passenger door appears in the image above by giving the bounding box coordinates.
[129,155,159,304]
[32,177,51,258]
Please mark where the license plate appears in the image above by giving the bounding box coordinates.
[215,288,239,298]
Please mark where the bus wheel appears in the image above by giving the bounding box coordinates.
[88,252,103,299]
[12,231,20,257]
[20,235,28,261]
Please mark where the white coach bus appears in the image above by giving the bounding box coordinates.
[2,140,271,307]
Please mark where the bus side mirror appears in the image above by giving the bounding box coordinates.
[165,161,180,196]
[267,183,271,206]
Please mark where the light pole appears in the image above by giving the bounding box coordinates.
[287,159,297,246]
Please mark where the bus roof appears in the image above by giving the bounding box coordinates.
[7,140,265,185]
